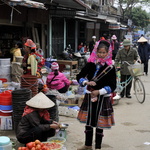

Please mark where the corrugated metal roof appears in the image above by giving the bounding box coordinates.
[52,0,91,11]
[6,0,46,9]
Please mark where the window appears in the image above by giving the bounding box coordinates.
[101,0,107,5]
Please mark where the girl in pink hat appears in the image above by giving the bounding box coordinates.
[111,35,119,60]
[46,62,71,93]
[77,40,116,150]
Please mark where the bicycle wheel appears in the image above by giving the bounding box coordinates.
[134,78,145,103]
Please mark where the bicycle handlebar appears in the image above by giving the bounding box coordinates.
[122,61,131,66]
[122,61,141,65]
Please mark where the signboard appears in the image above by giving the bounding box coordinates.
[108,23,120,30]
[96,23,100,29]
[86,22,94,29]
[125,35,132,42]
[128,19,132,27]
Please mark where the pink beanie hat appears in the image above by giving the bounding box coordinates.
[51,62,59,70]
[111,35,117,40]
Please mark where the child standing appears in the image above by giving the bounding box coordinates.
[76,40,116,150]
[46,62,71,93]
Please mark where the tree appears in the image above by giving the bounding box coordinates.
[115,0,150,20]
[131,7,149,28]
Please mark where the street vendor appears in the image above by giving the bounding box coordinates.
[22,39,37,75]
[46,62,71,93]
[16,92,60,144]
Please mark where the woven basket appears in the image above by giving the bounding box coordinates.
[128,63,144,77]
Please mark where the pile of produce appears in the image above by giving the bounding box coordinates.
[18,139,62,150]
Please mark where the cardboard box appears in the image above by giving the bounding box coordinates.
[75,95,84,107]
[67,98,77,104]
[0,116,13,130]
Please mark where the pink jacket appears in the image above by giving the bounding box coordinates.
[46,71,70,90]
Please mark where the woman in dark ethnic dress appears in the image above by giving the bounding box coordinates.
[76,40,116,150]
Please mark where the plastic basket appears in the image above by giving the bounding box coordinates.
[43,142,63,150]
[127,63,144,77]
[47,137,66,144]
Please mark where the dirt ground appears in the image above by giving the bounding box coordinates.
[1,65,150,150]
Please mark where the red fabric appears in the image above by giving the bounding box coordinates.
[24,39,36,49]
[22,106,50,121]
[78,45,83,51]
[111,40,115,51]
[30,52,45,72]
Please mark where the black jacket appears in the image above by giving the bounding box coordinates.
[16,111,53,139]
[76,62,116,92]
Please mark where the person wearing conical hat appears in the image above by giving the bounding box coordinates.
[16,92,60,144]
[137,36,150,75]
[115,39,139,98]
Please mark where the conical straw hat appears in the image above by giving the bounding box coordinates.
[74,52,81,57]
[26,92,55,109]
[137,37,148,42]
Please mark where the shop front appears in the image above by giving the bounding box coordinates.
[0,1,48,58]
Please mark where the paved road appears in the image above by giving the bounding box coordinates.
[59,70,150,150]
[1,64,150,150]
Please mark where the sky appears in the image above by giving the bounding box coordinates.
[114,0,150,13]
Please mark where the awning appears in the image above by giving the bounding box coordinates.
[52,0,98,16]
[75,11,97,22]
[91,14,107,21]
[120,24,127,28]
[120,27,128,30]
[75,16,97,22]
[106,16,118,23]
[6,0,46,9]
[52,0,91,11]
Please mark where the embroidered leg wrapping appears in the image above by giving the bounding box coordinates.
[95,128,103,149]
[85,126,93,146]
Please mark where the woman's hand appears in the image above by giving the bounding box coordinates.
[86,81,96,86]
[50,123,60,129]
[52,121,59,125]
[91,90,99,102]
[91,90,99,98]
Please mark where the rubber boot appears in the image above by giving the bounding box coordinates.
[95,128,103,149]
[77,126,93,150]
[85,126,93,147]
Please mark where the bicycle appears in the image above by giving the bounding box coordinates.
[114,61,145,104]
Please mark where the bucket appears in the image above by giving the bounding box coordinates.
[0,136,12,149]
[0,66,10,75]
[0,80,2,88]
[0,78,7,83]
[0,111,12,116]
[0,91,12,106]
[12,88,32,133]
[0,75,11,82]
[0,58,10,66]
[21,75,38,97]
[46,95,59,122]
[15,56,23,63]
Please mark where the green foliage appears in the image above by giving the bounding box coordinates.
[117,0,150,19]
[131,7,149,28]
[117,0,150,27]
